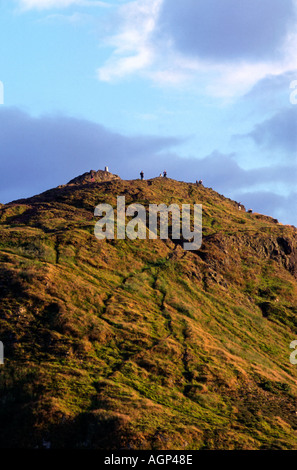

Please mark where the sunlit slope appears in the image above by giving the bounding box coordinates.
[0,175,297,449]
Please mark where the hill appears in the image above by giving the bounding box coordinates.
[0,172,297,449]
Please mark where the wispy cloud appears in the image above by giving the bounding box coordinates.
[16,0,297,96]
[17,0,108,10]
[97,0,297,97]
[98,0,162,82]
[37,11,95,24]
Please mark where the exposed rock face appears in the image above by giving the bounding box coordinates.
[67,169,121,185]
[200,232,297,280]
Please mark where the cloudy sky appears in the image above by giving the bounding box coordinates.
[0,0,296,225]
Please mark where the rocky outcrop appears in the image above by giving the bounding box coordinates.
[67,169,121,185]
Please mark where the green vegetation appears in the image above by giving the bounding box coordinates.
[0,174,297,449]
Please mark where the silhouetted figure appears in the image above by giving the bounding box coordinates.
[163,170,167,178]
[140,171,144,180]
[199,179,203,185]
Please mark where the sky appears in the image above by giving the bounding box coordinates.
[0,0,296,225]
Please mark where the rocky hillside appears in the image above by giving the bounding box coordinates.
[0,173,297,449]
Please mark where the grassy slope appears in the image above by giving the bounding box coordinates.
[0,177,297,449]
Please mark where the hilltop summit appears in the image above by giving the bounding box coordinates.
[0,173,297,449]
[67,168,121,185]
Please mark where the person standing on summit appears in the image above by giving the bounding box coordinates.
[140,171,144,180]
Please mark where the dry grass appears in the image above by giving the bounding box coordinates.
[0,176,297,449]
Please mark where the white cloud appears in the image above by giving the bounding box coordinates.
[97,0,297,98]
[203,59,297,99]
[97,0,162,81]
[17,0,297,97]
[17,0,107,10]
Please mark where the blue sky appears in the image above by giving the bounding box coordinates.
[0,0,296,225]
